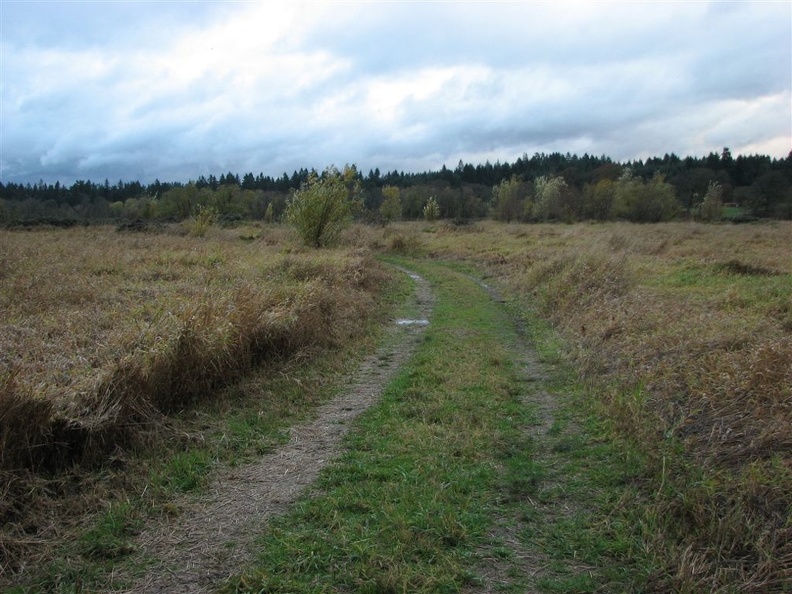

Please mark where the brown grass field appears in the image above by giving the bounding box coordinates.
[1,219,790,591]
[0,222,390,573]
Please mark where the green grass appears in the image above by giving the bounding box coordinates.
[152,449,215,493]
[722,205,752,221]
[490,298,651,593]
[79,502,141,560]
[227,260,652,593]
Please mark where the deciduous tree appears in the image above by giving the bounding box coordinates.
[694,181,724,222]
[613,170,678,222]
[530,175,567,221]
[490,175,524,222]
[285,165,361,247]
[379,185,402,224]
[423,196,440,221]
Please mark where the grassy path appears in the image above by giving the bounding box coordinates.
[228,260,647,593]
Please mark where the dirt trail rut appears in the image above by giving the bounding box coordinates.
[122,268,434,593]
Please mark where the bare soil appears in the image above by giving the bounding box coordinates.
[118,268,434,593]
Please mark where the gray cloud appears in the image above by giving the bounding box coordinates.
[1,1,789,185]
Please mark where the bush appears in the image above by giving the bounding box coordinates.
[286,166,361,247]
[188,205,219,237]
[613,170,678,222]
[423,196,440,221]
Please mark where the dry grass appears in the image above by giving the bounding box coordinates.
[385,220,792,592]
[0,223,389,574]
[3,219,789,590]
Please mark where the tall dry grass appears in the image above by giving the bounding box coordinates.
[0,224,389,571]
[391,220,791,592]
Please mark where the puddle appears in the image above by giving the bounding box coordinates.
[395,319,429,326]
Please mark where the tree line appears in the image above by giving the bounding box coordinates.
[1,148,790,226]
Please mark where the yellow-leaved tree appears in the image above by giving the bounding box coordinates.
[379,185,402,224]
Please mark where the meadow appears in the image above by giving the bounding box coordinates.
[386,219,791,591]
[1,219,790,592]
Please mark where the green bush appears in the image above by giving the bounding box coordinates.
[613,170,678,222]
[423,196,440,221]
[188,204,218,237]
[286,166,361,247]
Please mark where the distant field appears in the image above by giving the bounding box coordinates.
[1,224,380,410]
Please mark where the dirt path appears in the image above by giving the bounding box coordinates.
[120,268,434,593]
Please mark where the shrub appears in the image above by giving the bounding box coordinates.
[188,204,219,237]
[613,170,678,222]
[423,196,440,222]
[286,166,361,248]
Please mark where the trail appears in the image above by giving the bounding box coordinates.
[120,268,434,594]
[465,275,583,593]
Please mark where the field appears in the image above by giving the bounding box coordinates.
[1,219,790,592]
[0,223,393,575]
[395,219,792,591]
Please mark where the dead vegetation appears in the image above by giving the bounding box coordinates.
[0,223,389,576]
[390,220,791,592]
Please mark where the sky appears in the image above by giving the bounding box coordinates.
[1,1,790,186]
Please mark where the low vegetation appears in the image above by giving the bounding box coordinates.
[390,220,791,592]
[229,260,646,592]
[1,218,789,592]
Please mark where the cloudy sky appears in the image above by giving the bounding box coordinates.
[1,1,790,185]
